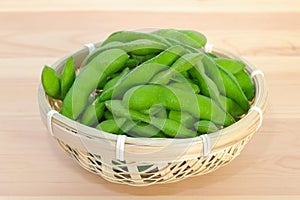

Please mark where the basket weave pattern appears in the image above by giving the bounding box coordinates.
[39,45,267,186]
[57,132,253,186]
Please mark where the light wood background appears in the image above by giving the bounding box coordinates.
[0,0,299,198]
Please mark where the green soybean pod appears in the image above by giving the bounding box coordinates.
[202,55,226,94]
[153,29,202,48]
[81,101,105,126]
[168,110,196,129]
[61,57,76,99]
[104,110,114,120]
[101,31,172,46]
[150,52,204,84]
[105,100,197,138]
[60,49,129,120]
[179,30,207,47]
[87,39,167,64]
[103,68,130,91]
[141,104,168,119]
[235,69,255,101]
[217,64,250,111]
[164,38,199,53]
[220,95,244,118]
[96,118,127,134]
[189,64,223,107]
[99,45,187,101]
[144,45,188,65]
[194,120,219,134]
[205,52,219,59]
[127,122,163,138]
[41,65,61,99]
[104,63,169,101]
[214,58,245,74]
[124,58,139,68]
[131,53,158,64]
[168,82,200,94]
[123,85,235,126]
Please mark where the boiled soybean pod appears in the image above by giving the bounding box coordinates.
[86,39,167,64]
[41,65,61,99]
[202,55,226,94]
[99,45,187,101]
[164,38,199,53]
[124,58,139,68]
[123,84,235,126]
[105,100,197,138]
[178,30,207,47]
[189,63,223,107]
[104,110,114,120]
[80,101,105,126]
[220,95,244,118]
[235,69,255,101]
[103,68,130,91]
[127,122,163,138]
[60,49,129,120]
[150,53,204,84]
[168,110,196,129]
[101,31,172,46]
[194,120,219,134]
[99,63,169,101]
[214,58,245,74]
[96,118,127,134]
[216,64,250,111]
[61,57,76,99]
[153,29,202,48]
[168,82,200,94]
[205,52,218,59]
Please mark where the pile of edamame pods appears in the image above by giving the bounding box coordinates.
[41,29,255,138]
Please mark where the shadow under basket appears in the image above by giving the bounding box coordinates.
[38,44,268,186]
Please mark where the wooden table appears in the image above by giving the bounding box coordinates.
[0,0,299,199]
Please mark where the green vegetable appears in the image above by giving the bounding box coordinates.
[60,49,129,120]
[61,57,76,99]
[41,66,61,99]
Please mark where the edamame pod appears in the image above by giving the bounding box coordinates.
[123,84,235,126]
[61,57,76,99]
[153,29,203,48]
[102,68,130,91]
[105,100,197,138]
[61,49,129,120]
[99,63,169,101]
[220,95,244,118]
[41,65,61,99]
[127,122,164,138]
[168,82,200,94]
[81,101,105,126]
[179,30,207,47]
[217,65,250,111]
[194,120,219,134]
[215,58,245,74]
[150,53,204,84]
[101,31,172,46]
[96,118,127,134]
[100,45,187,101]
[168,110,196,128]
[164,38,199,53]
[87,39,168,64]
[235,69,255,101]
[189,63,223,106]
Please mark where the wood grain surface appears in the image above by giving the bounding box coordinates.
[0,0,299,198]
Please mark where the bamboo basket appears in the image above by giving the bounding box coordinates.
[38,42,268,186]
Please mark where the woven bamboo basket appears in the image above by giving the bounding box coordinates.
[38,42,268,186]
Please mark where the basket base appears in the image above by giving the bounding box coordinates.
[56,132,254,186]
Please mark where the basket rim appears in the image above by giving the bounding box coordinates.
[38,42,268,150]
